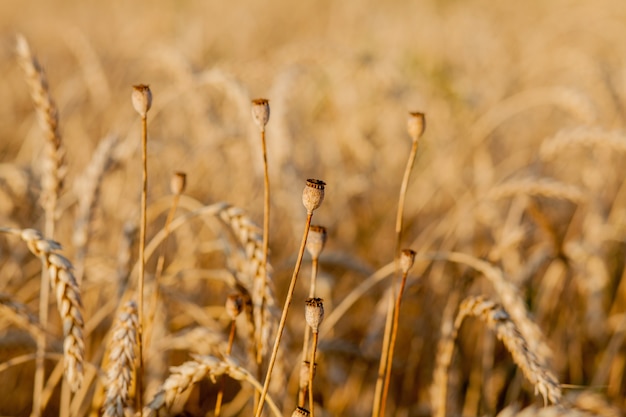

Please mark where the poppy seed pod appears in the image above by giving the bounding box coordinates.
[292,407,310,417]
[407,112,425,142]
[132,84,152,117]
[302,179,325,214]
[305,297,324,333]
[170,172,187,195]
[225,293,244,320]
[251,98,270,132]
[400,249,417,275]
[306,225,327,259]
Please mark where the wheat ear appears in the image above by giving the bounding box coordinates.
[103,301,139,417]
[1,227,85,392]
[434,295,561,417]
[430,251,553,365]
[145,355,281,417]
[16,34,67,416]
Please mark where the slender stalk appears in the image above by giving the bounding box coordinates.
[254,213,313,417]
[145,189,181,349]
[251,98,271,408]
[298,257,319,406]
[374,112,423,417]
[372,296,394,417]
[32,266,49,417]
[258,127,271,392]
[380,270,409,417]
[132,84,151,416]
[215,318,237,416]
[136,112,148,414]
[308,332,319,417]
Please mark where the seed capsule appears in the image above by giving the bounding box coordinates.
[400,249,416,275]
[225,293,244,320]
[292,407,310,417]
[306,225,327,259]
[131,84,152,117]
[251,98,270,132]
[305,297,324,333]
[407,112,425,142]
[170,172,187,195]
[302,179,325,214]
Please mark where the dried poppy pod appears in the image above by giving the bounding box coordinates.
[305,297,324,333]
[170,171,187,195]
[407,112,426,142]
[400,249,417,275]
[306,225,327,259]
[302,179,325,214]
[225,293,244,320]
[292,407,310,417]
[131,84,152,117]
[251,98,270,132]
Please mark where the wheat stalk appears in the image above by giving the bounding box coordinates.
[72,134,119,284]
[487,177,585,204]
[540,126,626,160]
[0,293,46,339]
[102,300,139,417]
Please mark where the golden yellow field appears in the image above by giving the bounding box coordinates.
[1,0,626,416]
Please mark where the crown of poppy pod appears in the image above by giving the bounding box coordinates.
[400,249,417,274]
[407,112,426,142]
[170,172,187,195]
[292,407,310,417]
[251,98,270,132]
[302,179,325,214]
[305,297,324,333]
[132,84,152,117]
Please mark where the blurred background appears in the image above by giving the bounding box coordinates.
[1,0,626,415]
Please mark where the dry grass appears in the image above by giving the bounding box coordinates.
[1,1,626,416]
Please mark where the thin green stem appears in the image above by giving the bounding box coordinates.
[254,213,313,417]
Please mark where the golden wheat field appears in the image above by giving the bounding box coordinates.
[1,0,626,416]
